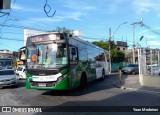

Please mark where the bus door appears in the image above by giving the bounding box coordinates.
[69,46,79,87]
[96,52,104,79]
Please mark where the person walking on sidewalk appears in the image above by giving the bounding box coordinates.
[118,66,122,83]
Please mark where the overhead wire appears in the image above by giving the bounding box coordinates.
[9,15,55,29]
[0,13,9,18]
[0,41,18,50]
[0,0,17,38]
[2,24,49,32]
[0,37,23,41]
[142,23,160,36]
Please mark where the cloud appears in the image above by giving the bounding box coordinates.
[12,4,23,10]
[12,3,41,12]
[148,40,160,46]
[63,0,96,11]
[19,11,85,27]
[31,17,64,22]
[132,0,160,14]
[32,11,85,22]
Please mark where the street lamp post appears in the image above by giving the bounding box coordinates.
[112,22,128,39]
[108,22,127,73]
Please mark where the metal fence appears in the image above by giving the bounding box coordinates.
[138,48,160,76]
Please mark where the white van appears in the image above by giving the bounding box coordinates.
[16,66,26,79]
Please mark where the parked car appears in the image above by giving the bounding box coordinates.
[122,63,139,74]
[153,66,160,76]
[16,66,26,79]
[0,69,17,89]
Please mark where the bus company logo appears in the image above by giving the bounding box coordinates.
[2,107,11,112]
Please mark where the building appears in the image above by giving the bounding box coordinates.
[0,49,13,58]
[116,41,128,51]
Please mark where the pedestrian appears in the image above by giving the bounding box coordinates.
[118,66,122,83]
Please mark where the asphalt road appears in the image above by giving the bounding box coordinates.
[0,74,160,115]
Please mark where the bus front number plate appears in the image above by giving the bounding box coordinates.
[38,83,46,87]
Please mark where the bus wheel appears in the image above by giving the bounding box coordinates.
[100,70,105,81]
[80,73,87,89]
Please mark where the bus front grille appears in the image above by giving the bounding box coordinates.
[30,81,56,87]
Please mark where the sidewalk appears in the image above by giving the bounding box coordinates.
[108,73,160,94]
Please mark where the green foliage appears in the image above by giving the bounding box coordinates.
[52,26,72,33]
[92,41,109,50]
[92,41,116,50]
[111,50,125,63]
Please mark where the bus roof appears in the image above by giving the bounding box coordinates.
[70,36,108,52]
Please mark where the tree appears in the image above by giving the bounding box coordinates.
[92,40,116,51]
[92,41,109,50]
[111,50,125,63]
[53,26,72,33]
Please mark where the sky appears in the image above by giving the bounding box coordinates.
[0,0,160,51]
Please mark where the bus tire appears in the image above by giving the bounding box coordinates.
[100,69,105,81]
[80,73,87,89]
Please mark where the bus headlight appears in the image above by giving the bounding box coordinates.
[57,77,63,82]
[57,74,67,82]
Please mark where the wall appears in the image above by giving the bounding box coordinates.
[111,62,128,72]
[139,75,160,88]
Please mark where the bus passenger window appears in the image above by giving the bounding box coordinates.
[70,47,78,61]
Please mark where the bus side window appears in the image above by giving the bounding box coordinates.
[70,47,78,61]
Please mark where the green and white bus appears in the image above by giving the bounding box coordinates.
[19,32,109,90]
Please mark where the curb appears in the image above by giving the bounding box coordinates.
[112,83,160,95]
[112,83,137,91]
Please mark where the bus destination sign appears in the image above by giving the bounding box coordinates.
[31,34,57,43]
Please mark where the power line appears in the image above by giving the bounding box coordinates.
[1,24,49,32]
[0,37,24,41]
[0,13,9,18]
[10,15,55,29]
[0,41,17,50]
[142,24,160,36]
[0,0,17,31]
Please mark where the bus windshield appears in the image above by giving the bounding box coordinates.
[26,43,68,69]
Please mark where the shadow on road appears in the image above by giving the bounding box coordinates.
[41,76,114,96]
[35,86,160,115]
[41,73,132,96]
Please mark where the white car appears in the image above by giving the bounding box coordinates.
[0,69,17,89]
[153,66,160,76]
[16,66,26,79]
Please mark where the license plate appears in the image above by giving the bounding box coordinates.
[38,83,46,87]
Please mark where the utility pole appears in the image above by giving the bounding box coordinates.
[109,28,112,73]
[132,24,135,64]
[130,18,143,64]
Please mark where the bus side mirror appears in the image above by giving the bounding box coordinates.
[71,48,76,55]
[19,47,26,61]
